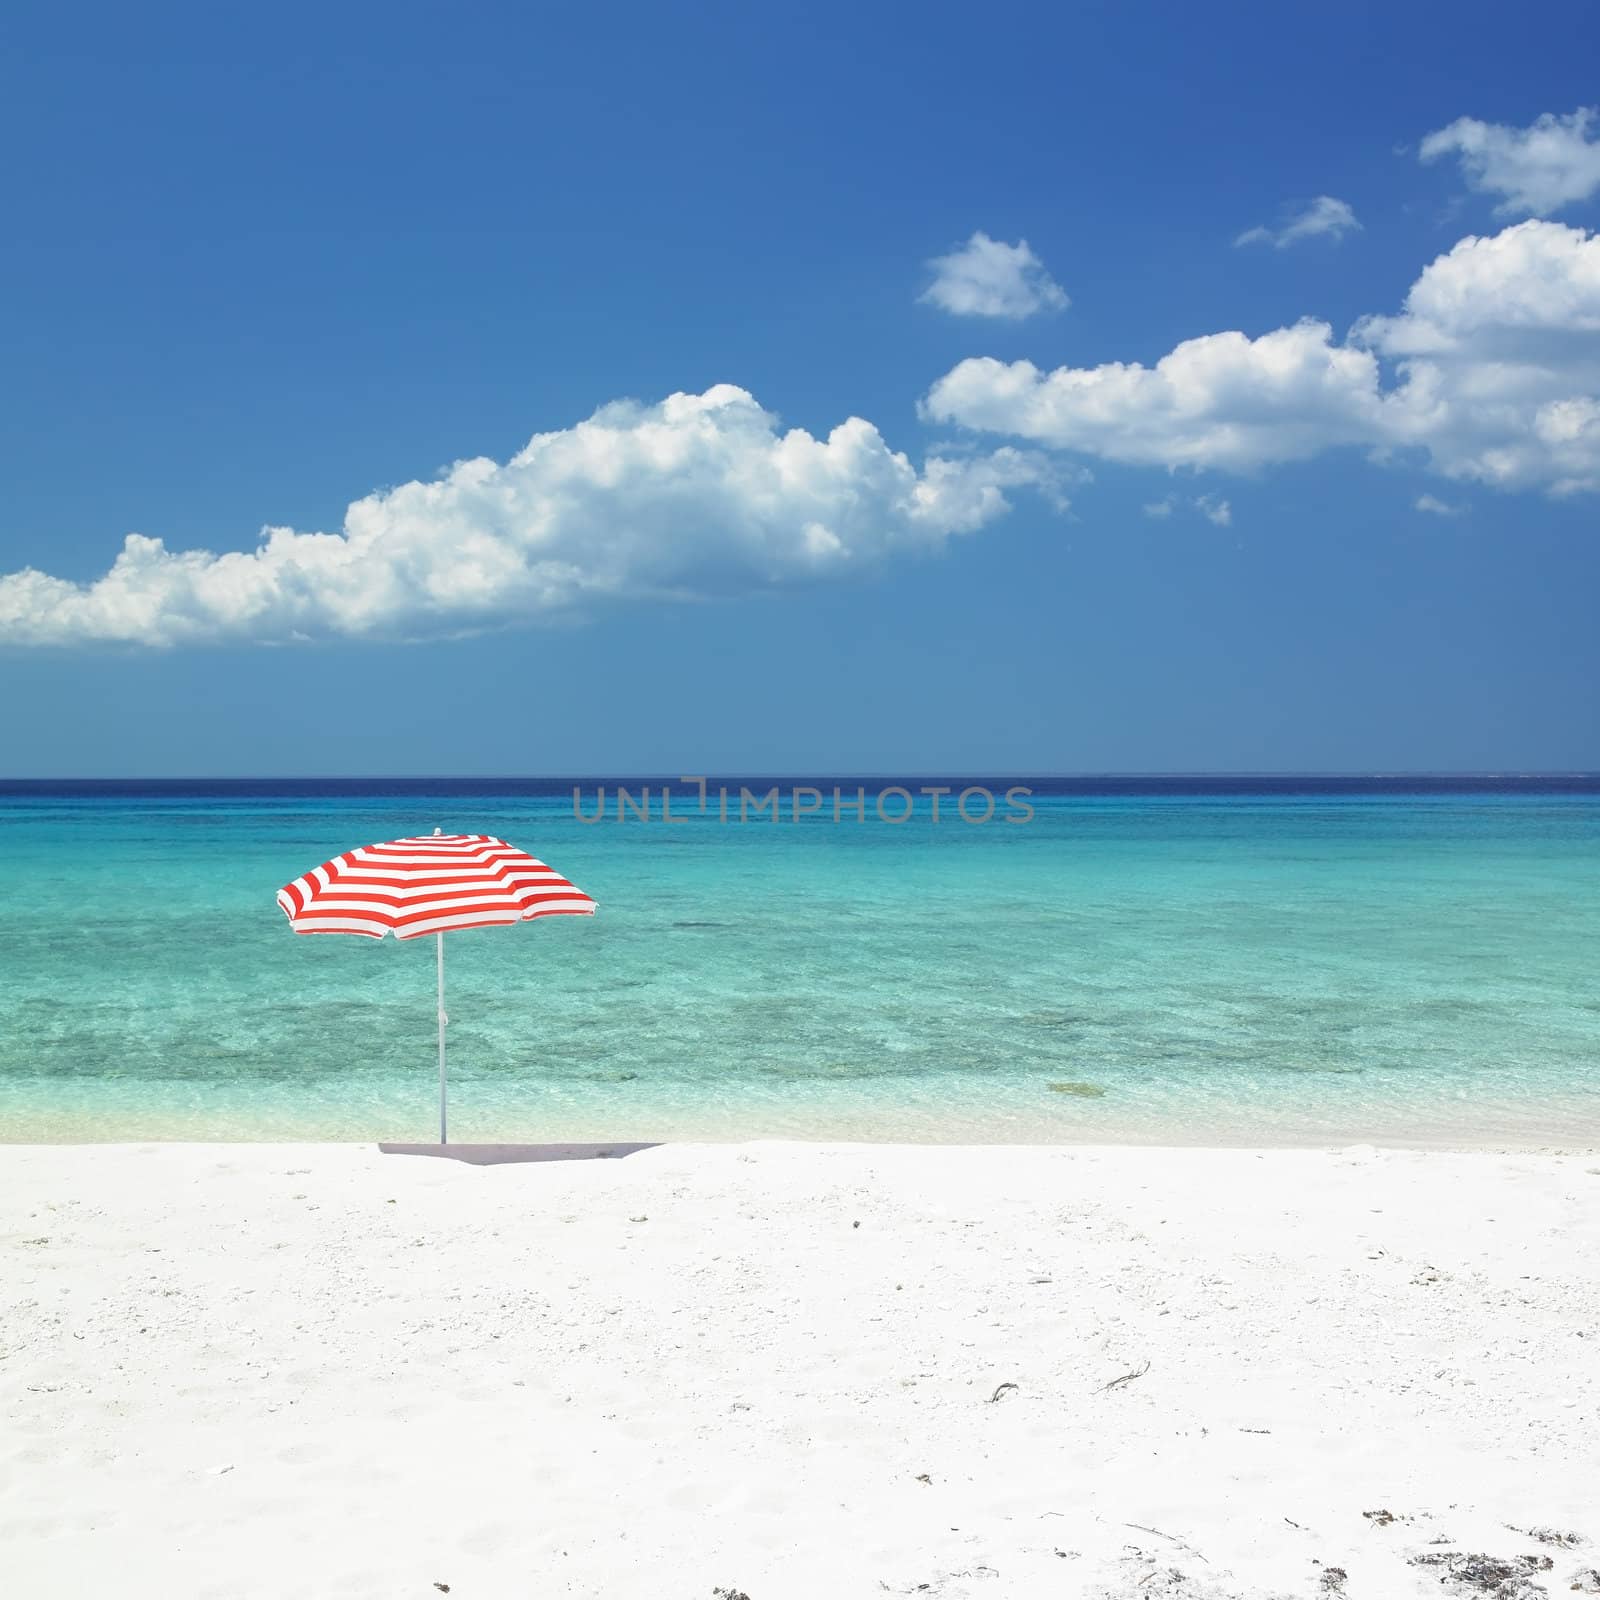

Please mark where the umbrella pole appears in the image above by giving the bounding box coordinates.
[436,932,448,1145]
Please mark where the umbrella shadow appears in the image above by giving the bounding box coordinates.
[377,1141,660,1166]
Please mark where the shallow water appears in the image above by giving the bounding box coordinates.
[3,778,1598,1145]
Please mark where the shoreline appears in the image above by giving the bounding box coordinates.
[8,1075,1600,1155]
[7,1105,1600,1155]
[5,1139,1598,1598]
[7,1132,1600,1153]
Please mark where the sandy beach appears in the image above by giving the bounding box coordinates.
[3,1140,1598,1599]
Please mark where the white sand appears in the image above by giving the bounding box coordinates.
[3,1141,1598,1600]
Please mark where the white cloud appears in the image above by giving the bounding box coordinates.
[0,387,1060,648]
[1235,196,1361,249]
[1415,494,1465,516]
[922,220,1600,496]
[1143,494,1231,525]
[920,231,1068,319]
[924,319,1382,471]
[1421,108,1600,217]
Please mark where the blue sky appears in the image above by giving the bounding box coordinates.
[2,0,1597,775]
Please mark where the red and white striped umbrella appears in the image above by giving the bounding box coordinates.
[277,830,595,1142]
[277,831,595,939]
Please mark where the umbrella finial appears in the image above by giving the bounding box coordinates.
[433,826,442,835]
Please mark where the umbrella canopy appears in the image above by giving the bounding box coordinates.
[277,831,594,938]
[277,830,595,1141]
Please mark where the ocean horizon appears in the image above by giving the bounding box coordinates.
[3,774,1598,1147]
[7,772,1600,790]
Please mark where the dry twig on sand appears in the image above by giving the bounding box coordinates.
[1099,1360,1151,1393]
[1125,1522,1208,1563]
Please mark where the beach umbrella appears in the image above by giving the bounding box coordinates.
[277,830,596,1143]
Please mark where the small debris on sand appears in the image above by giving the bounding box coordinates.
[1505,1524,1584,1548]
[1408,1550,1552,1597]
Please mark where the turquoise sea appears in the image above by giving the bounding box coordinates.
[2,778,1598,1146]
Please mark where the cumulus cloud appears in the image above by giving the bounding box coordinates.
[920,231,1068,319]
[0,387,1059,648]
[923,219,1600,496]
[924,319,1381,471]
[1234,196,1361,249]
[1421,108,1600,217]
[1142,497,1175,518]
[1415,494,1465,516]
